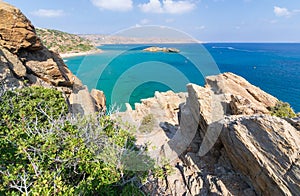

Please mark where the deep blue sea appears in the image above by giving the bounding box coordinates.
[65,43,300,112]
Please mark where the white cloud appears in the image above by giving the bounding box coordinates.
[164,0,195,14]
[91,0,133,12]
[139,0,163,13]
[139,0,196,14]
[31,9,65,17]
[274,6,291,17]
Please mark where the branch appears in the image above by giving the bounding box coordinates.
[22,148,40,177]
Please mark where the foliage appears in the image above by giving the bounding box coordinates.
[0,86,68,127]
[269,101,297,118]
[0,87,146,195]
[153,158,174,180]
[139,114,156,133]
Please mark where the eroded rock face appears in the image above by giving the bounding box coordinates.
[0,54,24,89]
[206,72,278,115]
[0,46,26,78]
[18,47,73,86]
[91,89,106,112]
[285,117,300,131]
[0,2,42,53]
[0,2,104,115]
[117,90,187,153]
[221,115,300,196]
[120,73,298,195]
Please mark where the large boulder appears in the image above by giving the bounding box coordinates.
[0,2,42,53]
[221,115,300,196]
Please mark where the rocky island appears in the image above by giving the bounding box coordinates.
[0,1,299,195]
[143,46,180,53]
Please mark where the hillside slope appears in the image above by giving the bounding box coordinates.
[36,28,100,55]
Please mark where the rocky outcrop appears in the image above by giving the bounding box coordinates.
[0,1,104,115]
[221,115,300,196]
[116,90,187,157]
[0,2,42,53]
[205,72,278,115]
[91,89,106,112]
[119,72,298,195]
[0,49,24,89]
[285,117,300,131]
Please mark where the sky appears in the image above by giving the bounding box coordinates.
[3,0,300,42]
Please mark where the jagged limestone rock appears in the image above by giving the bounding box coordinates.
[221,115,300,196]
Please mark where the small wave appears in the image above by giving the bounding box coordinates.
[63,59,68,63]
[212,46,254,53]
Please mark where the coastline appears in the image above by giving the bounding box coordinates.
[60,49,102,58]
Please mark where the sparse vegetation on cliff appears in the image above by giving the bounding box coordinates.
[36,28,98,54]
[139,114,156,133]
[269,101,297,118]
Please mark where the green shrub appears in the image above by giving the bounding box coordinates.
[0,87,146,195]
[269,101,296,118]
[139,114,156,133]
[0,86,68,127]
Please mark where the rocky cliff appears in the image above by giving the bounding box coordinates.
[119,73,299,195]
[0,1,105,114]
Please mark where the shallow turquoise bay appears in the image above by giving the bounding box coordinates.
[65,43,300,112]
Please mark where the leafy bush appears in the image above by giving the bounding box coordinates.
[0,87,146,195]
[269,101,296,118]
[0,86,68,127]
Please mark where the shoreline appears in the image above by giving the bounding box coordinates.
[60,49,102,58]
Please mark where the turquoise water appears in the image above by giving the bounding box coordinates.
[66,43,300,112]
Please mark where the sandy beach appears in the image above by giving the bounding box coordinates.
[60,49,102,58]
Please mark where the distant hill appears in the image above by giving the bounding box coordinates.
[36,28,99,55]
[80,34,196,45]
